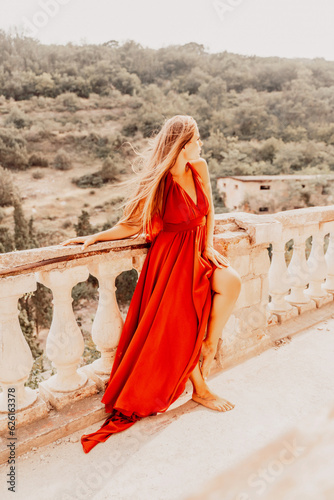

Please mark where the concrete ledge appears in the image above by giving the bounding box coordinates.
[0,396,49,435]
[267,300,334,343]
[187,400,334,500]
[39,376,98,411]
[271,306,299,324]
[81,364,111,392]
[0,392,107,465]
[215,301,334,373]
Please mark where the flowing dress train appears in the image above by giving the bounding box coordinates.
[81,162,217,453]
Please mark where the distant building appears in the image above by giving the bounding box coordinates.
[217,174,334,214]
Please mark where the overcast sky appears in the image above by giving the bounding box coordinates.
[1,0,334,61]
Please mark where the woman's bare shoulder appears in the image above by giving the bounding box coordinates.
[190,158,209,182]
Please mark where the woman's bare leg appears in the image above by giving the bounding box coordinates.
[201,266,241,379]
[188,266,241,412]
[200,290,239,379]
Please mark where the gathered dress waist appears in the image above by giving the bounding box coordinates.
[162,215,206,232]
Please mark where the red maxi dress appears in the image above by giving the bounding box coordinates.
[81,161,217,453]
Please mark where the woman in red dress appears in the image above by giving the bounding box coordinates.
[61,115,242,453]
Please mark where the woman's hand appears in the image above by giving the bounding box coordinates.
[202,244,230,268]
[60,235,97,251]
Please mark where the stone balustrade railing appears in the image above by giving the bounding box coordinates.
[0,206,334,436]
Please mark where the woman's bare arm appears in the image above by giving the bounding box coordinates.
[60,222,143,250]
[192,158,230,268]
[91,222,142,242]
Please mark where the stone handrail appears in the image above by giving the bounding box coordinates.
[0,207,334,435]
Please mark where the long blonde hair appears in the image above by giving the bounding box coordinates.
[116,115,197,239]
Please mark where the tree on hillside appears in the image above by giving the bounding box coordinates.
[74,210,93,236]
[0,226,14,253]
[13,198,37,250]
[0,166,18,206]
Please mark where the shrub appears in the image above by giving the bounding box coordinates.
[100,156,118,182]
[0,166,18,206]
[109,196,125,206]
[0,128,29,170]
[72,277,98,306]
[74,132,127,160]
[121,121,139,137]
[72,173,104,188]
[55,92,81,112]
[73,155,120,188]
[62,220,72,229]
[53,149,72,170]
[5,107,31,129]
[28,153,49,167]
[74,210,94,236]
[24,127,54,143]
[32,170,44,179]
[112,68,141,95]
[0,226,15,253]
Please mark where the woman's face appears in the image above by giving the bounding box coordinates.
[184,126,203,161]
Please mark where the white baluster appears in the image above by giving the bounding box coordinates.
[88,257,132,376]
[324,229,334,292]
[0,274,37,412]
[305,232,327,298]
[268,240,292,312]
[36,266,89,392]
[286,234,310,304]
[132,253,147,277]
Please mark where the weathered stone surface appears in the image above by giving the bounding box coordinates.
[213,230,251,254]
[251,247,271,276]
[274,204,334,227]
[267,302,334,344]
[271,306,299,324]
[217,328,272,369]
[39,376,98,412]
[312,293,334,308]
[261,275,269,300]
[234,277,262,309]
[235,301,269,332]
[0,238,148,275]
[321,219,334,234]
[292,300,317,315]
[81,364,111,392]
[0,395,49,435]
[267,311,279,326]
[225,253,250,277]
[0,391,108,465]
[0,273,36,298]
[214,212,284,244]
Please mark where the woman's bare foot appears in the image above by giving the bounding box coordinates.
[200,339,217,380]
[192,384,235,412]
